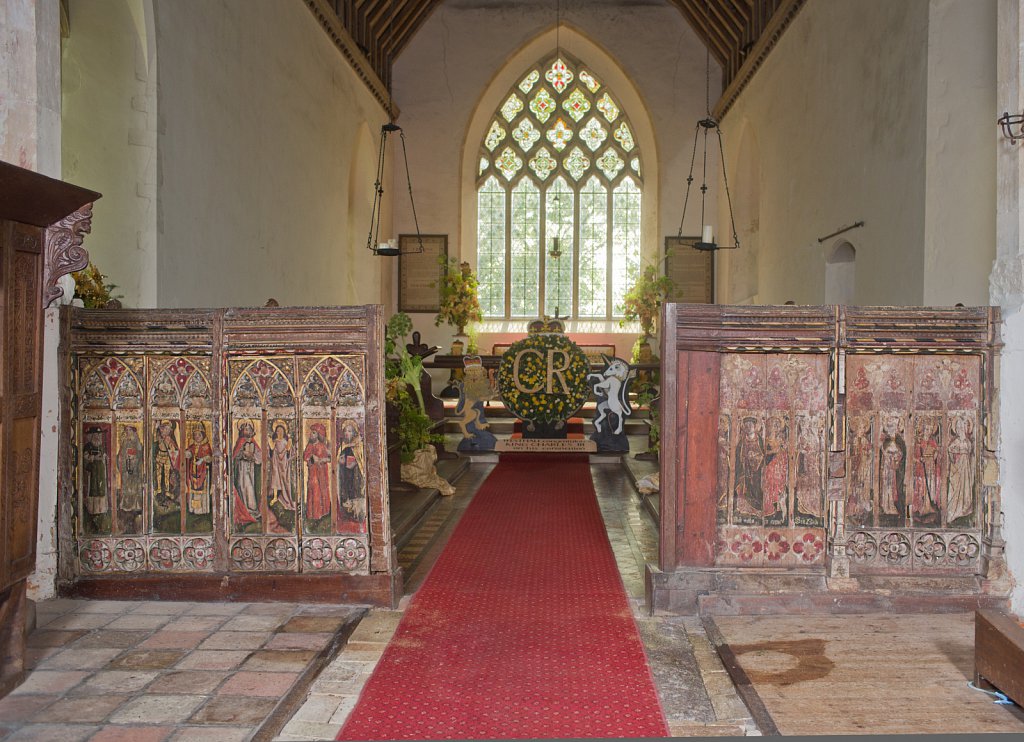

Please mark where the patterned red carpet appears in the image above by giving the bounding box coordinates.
[338,454,669,740]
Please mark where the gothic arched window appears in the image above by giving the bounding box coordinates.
[476,54,643,320]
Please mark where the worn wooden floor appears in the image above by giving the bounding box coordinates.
[712,612,1024,735]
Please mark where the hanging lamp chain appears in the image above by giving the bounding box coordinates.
[674,0,740,251]
[365,0,424,255]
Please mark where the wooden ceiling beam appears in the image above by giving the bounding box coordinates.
[672,1,729,67]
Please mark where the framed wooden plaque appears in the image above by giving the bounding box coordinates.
[664,236,714,304]
[398,234,447,313]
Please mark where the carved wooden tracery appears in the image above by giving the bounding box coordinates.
[43,203,93,308]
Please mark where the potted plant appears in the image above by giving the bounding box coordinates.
[619,264,673,345]
[384,313,443,464]
[435,258,483,337]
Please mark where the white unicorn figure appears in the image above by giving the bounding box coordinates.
[588,354,637,435]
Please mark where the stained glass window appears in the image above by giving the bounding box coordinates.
[475,53,643,320]
[512,119,540,152]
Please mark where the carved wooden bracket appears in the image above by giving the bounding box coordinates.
[43,203,93,308]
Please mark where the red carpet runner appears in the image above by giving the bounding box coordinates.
[339,454,669,740]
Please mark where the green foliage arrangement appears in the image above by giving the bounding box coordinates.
[73,262,121,308]
[384,313,442,462]
[619,264,673,339]
[634,380,661,457]
[435,258,483,334]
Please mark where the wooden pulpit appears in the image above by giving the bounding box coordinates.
[0,161,99,696]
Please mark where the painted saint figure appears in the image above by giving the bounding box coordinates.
[878,414,907,524]
[152,420,180,503]
[338,420,366,524]
[303,423,332,522]
[733,417,765,518]
[83,426,109,515]
[911,416,941,523]
[846,417,874,525]
[795,417,824,520]
[185,425,213,515]
[231,421,262,524]
[116,425,144,513]
[268,424,296,511]
[945,416,975,524]
[761,416,789,520]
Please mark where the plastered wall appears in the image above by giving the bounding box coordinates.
[718,0,996,307]
[62,0,157,309]
[153,0,389,309]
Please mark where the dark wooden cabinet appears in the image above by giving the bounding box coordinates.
[0,161,98,696]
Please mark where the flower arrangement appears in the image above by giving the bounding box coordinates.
[435,258,483,335]
[619,264,673,339]
[497,333,590,425]
[73,262,121,308]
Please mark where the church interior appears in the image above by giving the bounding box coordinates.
[4,0,1024,738]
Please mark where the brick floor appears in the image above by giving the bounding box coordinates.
[3,598,361,741]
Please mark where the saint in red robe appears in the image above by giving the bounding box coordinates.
[304,424,331,521]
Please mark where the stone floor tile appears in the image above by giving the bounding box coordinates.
[26,630,87,648]
[189,695,277,725]
[71,601,139,614]
[277,719,341,741]
[143,670,230,695]
[161,615,228,633]
[170,726,253,742]
[24,647,63,669]
[137,631,211,650]
[241,649,317,672]
[293,605,359,618]
[291,694,347,723]
[38,648,125,671]
[33,599,88,614]
[103,614,172,631]
[174,650,251,671]
[311,671,372,696]
[10,671,89,695]
[325,647,380,663]
[0,694,57,722]
[130,601,193,615]
[186,603,248,616]
[669,721,746,737]
[88,724,175,742]
[42,613,117,631]
[263,633,332,651]
[108,695,206,724]
[198,632,270,651]
[709,693,753,723]
[326,695,359,725]
[219,614,287,632]
[107,649,185,671]
[278,616,346,634]
[346,612,400,645]
[31,694,129,724]
[4,723,98,741]
[217,671,300,697]
[68,670,159,695]
[72,631,150,649]
[243,603,297,616]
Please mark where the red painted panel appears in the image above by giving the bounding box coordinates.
[678,351,720,567]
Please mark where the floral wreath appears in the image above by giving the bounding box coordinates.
[497,333,590,425]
